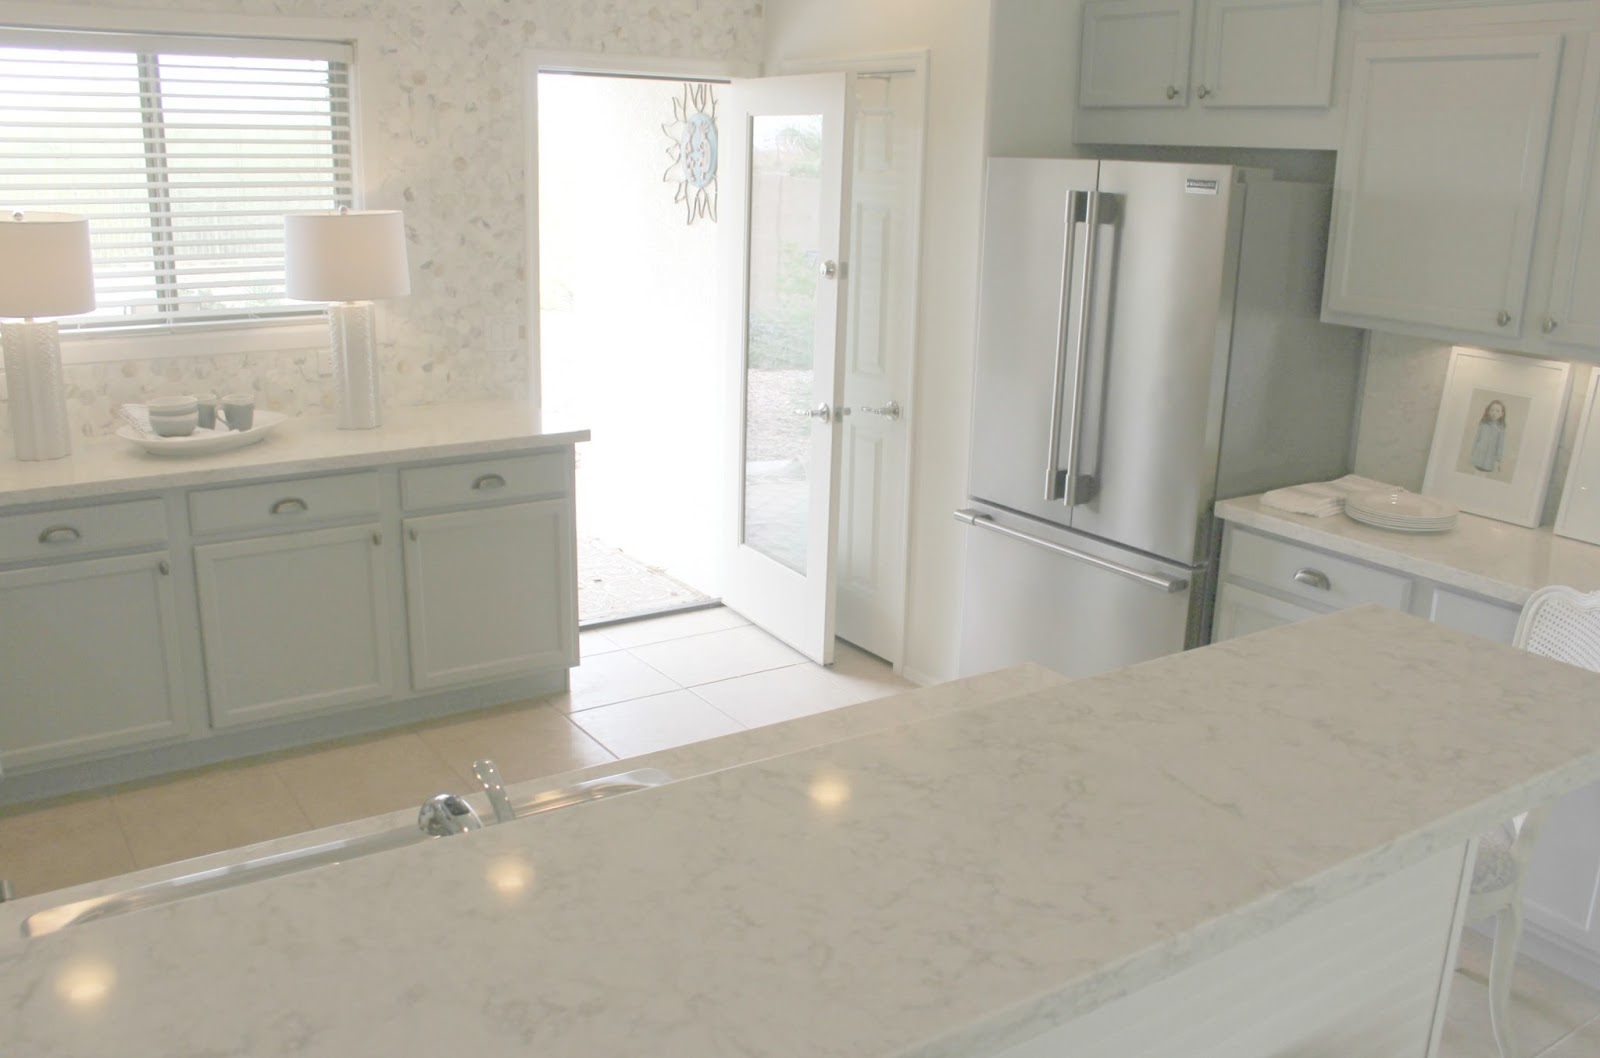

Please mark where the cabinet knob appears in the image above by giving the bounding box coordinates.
[1497,310,1512,327]
[1292,567,1331,591]
[158,559,170,576]
[409,526,418,541]
[1165,84,1180,100]
[372,530,383,546]
[1543,317,1559,334]
[1196,85,1211,99]
[37,525,81,545]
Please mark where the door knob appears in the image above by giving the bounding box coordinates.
[859,400,901,421]
[818,259,839,279]
[795,403,831,423]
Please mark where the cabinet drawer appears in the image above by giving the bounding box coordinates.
[188,472,380,536]
[400,452,567,512]
[1226,528,1411,611]
[0,499,167,564]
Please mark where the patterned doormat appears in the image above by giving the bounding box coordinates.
[577,537,715,625]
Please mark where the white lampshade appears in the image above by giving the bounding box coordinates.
[284,209,411,303]
[0,211,95,319]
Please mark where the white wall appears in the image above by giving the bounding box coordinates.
[763,0,993,684]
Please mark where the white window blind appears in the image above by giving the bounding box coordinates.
[0,26,354,333]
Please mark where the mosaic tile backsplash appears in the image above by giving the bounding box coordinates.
[5,0,763,441]
[1353,331,1594,528]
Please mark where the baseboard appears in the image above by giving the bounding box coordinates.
[0,669,567,808]
[1516,920,1600,990]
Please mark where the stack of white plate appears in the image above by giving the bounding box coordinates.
[1343,489,1458,533]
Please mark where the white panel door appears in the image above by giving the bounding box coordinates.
[1195,0,1339,108]
[1079,0,1195,108]
[835,68,921,666]
[0,553,189,770]
[1546,33,1600,349]
[722,72,852,664]
[403,500,576,691]
[1325,34,1563,336]
[196,525,393,728]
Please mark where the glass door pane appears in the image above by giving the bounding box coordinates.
[741,113,824,575]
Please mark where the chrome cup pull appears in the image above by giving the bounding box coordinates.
[471,473,507,491]
[37,525,81,545]
[270,497,309,515]
[1292,567,1331,591]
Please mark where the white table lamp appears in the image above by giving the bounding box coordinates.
[0,211,95,461]
[284,208,410,429]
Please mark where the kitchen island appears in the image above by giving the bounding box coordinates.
[5,607,1600,1056]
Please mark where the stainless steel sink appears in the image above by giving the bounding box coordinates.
[21,768,670,938]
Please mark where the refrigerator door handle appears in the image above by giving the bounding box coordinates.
[1045,190,1090,503]
[954,509,1190,594]
[1058,191,1101,507]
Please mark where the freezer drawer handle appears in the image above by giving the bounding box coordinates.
[953,509,1189,595]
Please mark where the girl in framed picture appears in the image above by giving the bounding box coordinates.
[1471,399,1508,473]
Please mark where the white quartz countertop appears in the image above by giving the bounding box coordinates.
[0,400,589,509]
[1217,494,1600,605]
[6,608,1600,1057]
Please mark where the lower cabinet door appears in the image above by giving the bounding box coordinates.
[1213,581,1329,641]
[0,553,189,770]
[195,525,393,728]
[403,500,576,691]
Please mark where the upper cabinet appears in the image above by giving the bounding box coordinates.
[1322,8,1600,360]
[1323,33,1563,337]
[1074,0,1347,148]
[1079,0,1195,108]
[1546,37,1600,349]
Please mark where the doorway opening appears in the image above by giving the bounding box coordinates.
[536,71,728,626]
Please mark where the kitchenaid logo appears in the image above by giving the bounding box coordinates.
[1185,178,1220,195]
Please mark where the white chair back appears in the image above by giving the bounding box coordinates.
[1513,585,1600,671]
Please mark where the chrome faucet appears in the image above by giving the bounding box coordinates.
[417,793,483,836]
[473,759,516,824]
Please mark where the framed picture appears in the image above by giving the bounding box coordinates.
[1422,347,1572,528]
[1556,371,1600,545]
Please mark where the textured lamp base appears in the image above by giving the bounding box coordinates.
[1,320,72,461]
[329,301,381,430]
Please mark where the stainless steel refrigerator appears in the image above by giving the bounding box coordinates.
[956,158,1363,678]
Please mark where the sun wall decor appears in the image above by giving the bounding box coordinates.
[662,82,718,225]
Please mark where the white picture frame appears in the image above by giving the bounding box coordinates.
[1422,347,1572,528]
[1555,371,1600,546]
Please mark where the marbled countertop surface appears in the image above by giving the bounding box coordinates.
[7,608,1600,1057]
[0,401,590,509]
[1217,495,1600,605]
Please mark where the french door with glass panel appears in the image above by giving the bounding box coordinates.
[721,73,852,664]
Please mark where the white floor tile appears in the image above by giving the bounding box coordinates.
[629,624,804,686]
[695,661,892,729]
[579,629,623,657]
[569,690,745,758]
[601,606,750,649]
[1440,927,1600,1058]
[560,650,681,712]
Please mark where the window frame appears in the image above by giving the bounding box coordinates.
[0,2,378,365]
